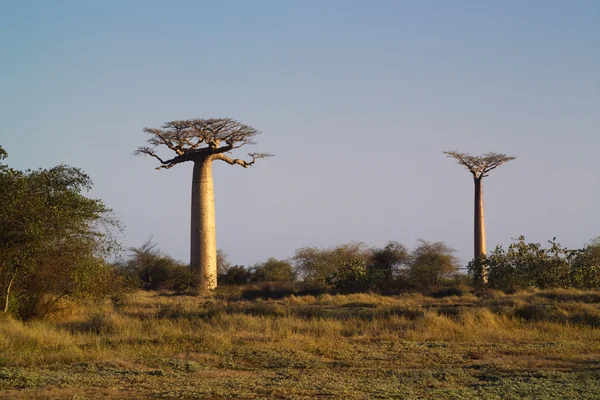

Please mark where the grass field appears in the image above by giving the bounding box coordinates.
[1,287,599,399]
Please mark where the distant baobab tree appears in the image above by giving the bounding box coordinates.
[136,118,272,293]
[443,151,515,284]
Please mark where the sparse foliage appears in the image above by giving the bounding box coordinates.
[135,118,272,170]
[408,240,459,288]
[217,249,233,275]
[444,150,515,285]
[443,151,516,179]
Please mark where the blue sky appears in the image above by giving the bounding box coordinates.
[1,0,598,266]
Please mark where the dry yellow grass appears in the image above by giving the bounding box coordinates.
[1,288,599,399]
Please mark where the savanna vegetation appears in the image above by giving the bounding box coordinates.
[1,288,600,399]
[2,144,600,399]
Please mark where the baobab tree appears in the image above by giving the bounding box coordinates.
[135,118,271,293]
[443,151,515,284]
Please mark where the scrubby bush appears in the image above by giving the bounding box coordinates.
[293,242,371,283]
[407,240,459,289]
[324,240,458,293]
[570,238,600,290]
[368,241,410,287]
[326,260,371,293]
[468,236,600,292]
[118,239,194,293]
[218,265,253,285]
[252,257,295,282]
[0,149,125,319]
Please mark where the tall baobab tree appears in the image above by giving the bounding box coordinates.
[135,118,272,293]
[443,151,515,284]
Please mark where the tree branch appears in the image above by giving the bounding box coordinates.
[444,151,514,179]
[213,152,273,168]
[136,118,271,170]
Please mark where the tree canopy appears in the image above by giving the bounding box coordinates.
[443,151,515,179]
[135,118,272,169]
[0,149,121,318]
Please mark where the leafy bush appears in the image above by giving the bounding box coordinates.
[0,149,124,319]
[570,238,600,290]
[326,260,372,293]
[468,236,600,292]
[407,240,459,289]
[252,258,295,282]
[293,243,371,283]
[323,240,458,293]
[218,265,253,285]
[118,239,194,293]
[368,241,410,289]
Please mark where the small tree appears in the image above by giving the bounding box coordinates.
[369,241,410,281]
[135,118,272,293]
[326,260,371,293]
[293,242,371,283]
[217,249,232,275]
[571,237,600,290]
[470,236,579,292]
[408,240,458,288]
[444,151,515,284]
[119,238,193,292]
[252,258,295,282]
[0,149,121,318]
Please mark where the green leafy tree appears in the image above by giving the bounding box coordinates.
[119,238,193,292]
[252,257,295,282]
[369,241,410,282]
[469,236,583,292]
[218,265,253,285]
[408,240,459,288]
[0,148,121,318]
[293,242,371,283]
[326,260,371,293]
[570,237,600,289]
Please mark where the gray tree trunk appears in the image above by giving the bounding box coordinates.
[473,177,488,284]
[190,157,217,293]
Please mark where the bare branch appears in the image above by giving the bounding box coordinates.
[444,151,515,179]
[136,118,268,170]
[213,152,273,168]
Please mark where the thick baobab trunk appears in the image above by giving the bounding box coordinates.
[190,157,217,293]
[473,177,488,284]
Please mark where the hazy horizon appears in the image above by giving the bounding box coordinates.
[1,0,598,267]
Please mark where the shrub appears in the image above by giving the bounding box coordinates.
[368,241,410,289]
[469,236,600,292]
[252,258,295,282]
[240,282,328,300]
[326,260,372,293]
[293,242,371,283]
[218,266,253,285]
[0,153,123,319]
[408,240,458,289]
[570,238,600,290]
[119,239,194,293]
